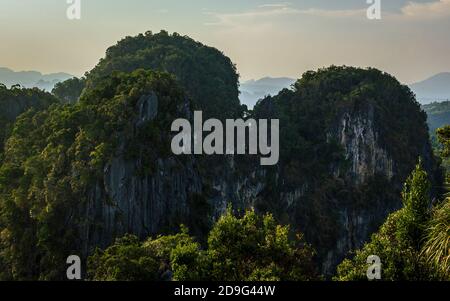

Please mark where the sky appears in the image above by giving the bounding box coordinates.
[0,0,449,84]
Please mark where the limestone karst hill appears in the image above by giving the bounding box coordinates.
[0,31,440,279]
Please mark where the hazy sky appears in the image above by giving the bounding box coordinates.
[0,0,449,83]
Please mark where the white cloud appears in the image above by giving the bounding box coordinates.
[204,4,300,26]
[202,2,450,83]
[400,0,450,19]
[204,3,367,27]
[258,3,292,9]
[204,1,450,28]
[300,8,366,18]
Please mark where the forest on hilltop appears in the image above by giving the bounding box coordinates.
[0,31,448,281]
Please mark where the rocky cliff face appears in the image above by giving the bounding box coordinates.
[333,106,394,183]
[319,106,398,274]
[81,93,202,253]
[4,64,435,280]
[80,90,432,276]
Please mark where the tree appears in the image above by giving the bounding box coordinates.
[437,126,450,158]
[0,70,187,280]
[336,130,448,281]
[421,200,450,280]
[335,160,434,281]
[88,235,160,281]
[86,30,241,120]
[52,77,86,103]
[87,210,320,281]
[251,66,435,269]
[88,230,196,281]
[397,158,431,250]
[0,85,57,156]
[420,126,450,280]
[201,208,319,281]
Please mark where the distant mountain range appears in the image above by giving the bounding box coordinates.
[409,72,450,104]
[240,72,450,108]
[422,101,450,133]
[0,67,74,91]
[240,77,296,108]
[239,74,450,136]
[1,66,449,108]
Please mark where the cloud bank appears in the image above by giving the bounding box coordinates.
[205,0,450,26]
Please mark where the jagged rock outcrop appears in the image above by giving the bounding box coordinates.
[83,156,202,253]
[80,92,202,254]
[319,106,399,274]
[333,108,394,183]
[80,81,436,276]
[1,58,437,280]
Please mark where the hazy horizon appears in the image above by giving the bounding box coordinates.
[1,64,448,86]
[1,0,450,83]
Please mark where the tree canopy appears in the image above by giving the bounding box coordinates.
[88,209,320,281]
[0,84,57,157]
[85,30,243,119]
[52,77,86,103]
[335,160,448,281]
[0,70,187,280]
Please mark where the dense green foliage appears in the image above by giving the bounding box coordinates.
[335,161,431,280]
[335,160,448,281]
[422,200,450,279]
[0,43,443,281]
[254,66,429,182]
[86,30,243,119]
[423,102,450,170]
[88,230,195,281]
[0,84,59,279]
[437,126,450,159]
[0,70,187,280]
[88,209,320,281]
[420,127,450,279]
[423,101,450,135]
[52,77,86,103]
[335,125,449,281]
[0,84,57,156]
[251,66,434,264]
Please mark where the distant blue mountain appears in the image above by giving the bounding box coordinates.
[422,101,450,133]
[240,77,296,109]
[409,72,450,104]
[0,67,74,91]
